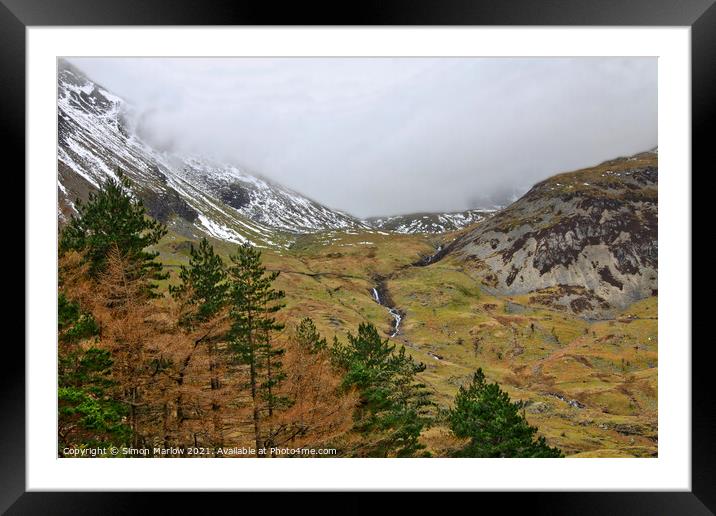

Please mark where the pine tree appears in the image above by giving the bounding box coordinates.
[170,237,228,326]
[226,242,287,455]
[58,292,99,343]
[332,322,432,457]
[57,293,130,453]
[448,368,563,457]
[59,170,167,291]
[58,169,170,451]
[261,326,290,455]
[294,317,328,353]
[169,237,231,448]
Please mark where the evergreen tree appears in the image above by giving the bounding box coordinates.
[261,325,290,454]
[332,323,432,457]
[170,237,229,326]
[59,170,167,290]
[58,292,99,343]
[226,242,287,455]
[169,237,231,448]
[58,348,131,454]
[448,368,563,457]
[294,317,328,353]
[58,294,130,453]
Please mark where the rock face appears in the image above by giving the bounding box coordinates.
[438,151,658,317]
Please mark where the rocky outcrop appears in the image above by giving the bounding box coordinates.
[141,187,198,224]
[437,151,658,317]
[219,183,252,210]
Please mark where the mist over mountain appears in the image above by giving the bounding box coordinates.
[57,60,492,242]
[66,57,657,218]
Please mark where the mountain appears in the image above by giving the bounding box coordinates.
[428,150,658,316]
[55,60,659,458]
[367,209,496,234]
[57,60,502,243]
[57,59,371,248]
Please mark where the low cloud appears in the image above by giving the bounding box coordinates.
[69,57,657,218]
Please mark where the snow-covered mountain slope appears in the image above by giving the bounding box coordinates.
[367,209,495,234]
[57,59,502,244]
[57,60,370,247]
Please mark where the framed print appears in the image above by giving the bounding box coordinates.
[4,0,711,512]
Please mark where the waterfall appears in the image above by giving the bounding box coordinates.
[371,286,402,337]
[388,308,402,337]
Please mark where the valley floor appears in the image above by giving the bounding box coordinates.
[156,227,658,458]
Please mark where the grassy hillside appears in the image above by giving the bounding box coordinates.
[152,225,658,457]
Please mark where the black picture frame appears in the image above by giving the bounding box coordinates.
[4,0,708,512]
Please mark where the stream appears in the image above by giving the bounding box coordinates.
[414,243,448,266]
[371,287,402,337]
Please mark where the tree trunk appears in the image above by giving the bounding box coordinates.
[249,353,262,456]
[209,341,223,452]
[266,336,275,457]
[247,307,263,457]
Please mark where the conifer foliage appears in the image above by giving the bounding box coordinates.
[227,242,288,455]
[295,317,328,353]
[58,294,130,453]
[59,170,167,287]
[448,368,562,457]
[169,237,232,448]
[332,322,432,457]
[171,237,229,326]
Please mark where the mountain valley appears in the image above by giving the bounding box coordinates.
[57,60,658,457]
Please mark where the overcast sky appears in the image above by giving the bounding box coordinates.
[68,57,657,218]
